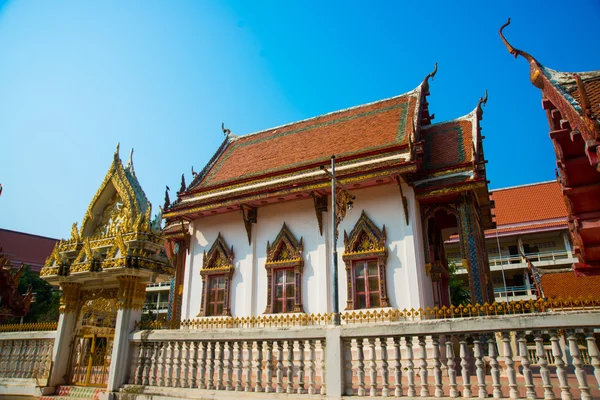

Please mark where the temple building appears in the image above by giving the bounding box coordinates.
[500,19,600,278]
[163,67,495,324]
[446,181,578,302]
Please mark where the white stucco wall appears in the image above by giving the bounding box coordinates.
[181,182,434,321]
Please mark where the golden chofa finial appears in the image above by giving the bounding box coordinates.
[114,142,120,159]
[499,18,544,89]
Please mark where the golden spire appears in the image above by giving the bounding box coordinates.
[499,18,544,89]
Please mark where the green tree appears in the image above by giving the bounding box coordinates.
[448,262,471,306]
[14,265,60,323]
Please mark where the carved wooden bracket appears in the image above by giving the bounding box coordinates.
[395,176,410,226]
[241,205,257,245]
[311,192,328,236]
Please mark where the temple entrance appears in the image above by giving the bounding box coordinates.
[68,294,117,387]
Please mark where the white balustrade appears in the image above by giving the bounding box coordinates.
[0,333,55,383]
[123,311,600,399]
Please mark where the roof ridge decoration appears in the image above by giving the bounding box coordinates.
[499,18,545,89]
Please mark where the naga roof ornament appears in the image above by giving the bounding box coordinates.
[499,18,545,89]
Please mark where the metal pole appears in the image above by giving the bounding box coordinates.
[331,155,340,325]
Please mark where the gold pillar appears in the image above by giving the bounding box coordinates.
[59,282,82,313]
[116,276,146,310]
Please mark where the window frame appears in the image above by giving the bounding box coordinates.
[264,223,304,314]
[352,259,382,309]
[342,211,389,310]
[199,234,235,317]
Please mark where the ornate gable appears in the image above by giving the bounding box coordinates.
[41,146,172,286]
[266,223,303,265]
[202,233,234,274]
[344,211,387,256]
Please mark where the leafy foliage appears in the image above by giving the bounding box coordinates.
[14,265,60,323]
[448,262,470,306]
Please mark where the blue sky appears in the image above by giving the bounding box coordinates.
[1,1,599,239]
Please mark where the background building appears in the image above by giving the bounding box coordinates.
[446,181,576,301]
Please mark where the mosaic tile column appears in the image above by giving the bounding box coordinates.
[457,194,492,304]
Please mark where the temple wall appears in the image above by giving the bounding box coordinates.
[181,183,433,320]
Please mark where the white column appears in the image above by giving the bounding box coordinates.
[106,276,145,392]
[47,282,81,391]
[325,327,343,399]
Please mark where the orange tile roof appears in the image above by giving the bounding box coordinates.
[483,220,567,236]
[541,271,600,299]
[190,92,419,190]
[491,181,568,226]
[420,117,474,171]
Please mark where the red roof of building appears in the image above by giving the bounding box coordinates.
[420,117,474,171]
[189,92,419,191]
[0,229,58,273]
[541,271,600,299]
[490,181,567,226]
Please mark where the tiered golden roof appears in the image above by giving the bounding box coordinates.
[41,146,172,284]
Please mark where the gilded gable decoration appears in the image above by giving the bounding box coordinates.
[199,233,235,317]
[41,146,172,283]
[264,223,304,314]
[343,211,387,256]
[342,211,389,310]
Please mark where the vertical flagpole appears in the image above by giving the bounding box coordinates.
[331,155,340,325]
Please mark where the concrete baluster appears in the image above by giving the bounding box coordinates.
[206,341,214,390]
[432,335,443,398]
[584,329,600,391]
[356,338,366,396]
[134,342,145,385]
[142,341,152,385]
[165,341,174,387]
[307,340,316,394]
[419,335,430,397]
[173,341,181,388]
[344,339,354,396]
[503,332,519,399]
[157,342,166,387]
[189,341,198,389]
[487,335,502,398]
[255,340,263,392]
[392,337,403,397]
[535,331,556,399]
[234,341,243,391]
[318,339,326,395]
[380,337,390,397]
[180,341,189,388]
[265,341,274,393]
[274,341,284,393]
[148,342,158,386]
[405,336,416,397]
[567,330,591,400]
[367,337,377,397]
[285,340,293,394]
[296,340,305,394]
[224,341,233,390]
[446,335,459,398]
[215,341,223,390]
[459,335,472,398]
[550,331,572,400]
[197,341,207,389]
[517,333,535,399]
[244,341,252,392]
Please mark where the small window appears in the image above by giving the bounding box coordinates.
[206,275,227,316]
[354,260,381,309]
[273,269,296,313]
